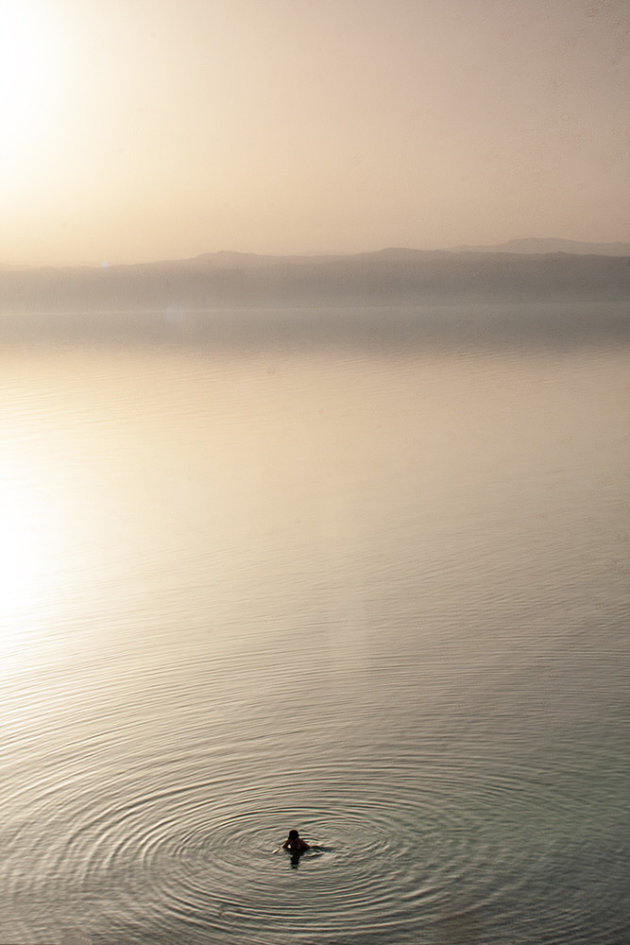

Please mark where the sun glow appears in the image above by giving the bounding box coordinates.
[0,0,67,177]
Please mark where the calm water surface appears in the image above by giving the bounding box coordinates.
[1,309,629,944]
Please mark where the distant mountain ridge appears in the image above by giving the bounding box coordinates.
[4,238,629,273]
[450,238,630,256]
[1,245,629,313]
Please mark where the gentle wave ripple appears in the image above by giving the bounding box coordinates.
[3,732,628,945]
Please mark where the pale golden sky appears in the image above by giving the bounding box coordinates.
[1,0,628,266]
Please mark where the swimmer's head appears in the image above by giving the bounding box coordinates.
[288,829,300,840]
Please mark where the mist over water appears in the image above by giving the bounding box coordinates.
[2,306,629,944]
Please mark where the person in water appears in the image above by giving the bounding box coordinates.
[283,829,310,855]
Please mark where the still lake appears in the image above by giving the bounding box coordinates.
[1,305,629,944]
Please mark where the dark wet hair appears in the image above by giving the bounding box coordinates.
[288,829,299,840]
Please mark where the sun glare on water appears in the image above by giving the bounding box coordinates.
[0,453,85,685]
[1,479,56,614]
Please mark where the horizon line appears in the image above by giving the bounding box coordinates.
[4,236,630,271]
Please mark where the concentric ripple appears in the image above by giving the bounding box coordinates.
[3,735,628,945]
[3,342,629,945]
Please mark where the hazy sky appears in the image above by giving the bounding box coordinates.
[1,0,628,265]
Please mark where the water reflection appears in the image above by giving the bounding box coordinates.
[1,334,629,945]
[436,897,481,945]
[0,464,61,616]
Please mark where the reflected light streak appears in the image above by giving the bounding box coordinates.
[0,472,64,624]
